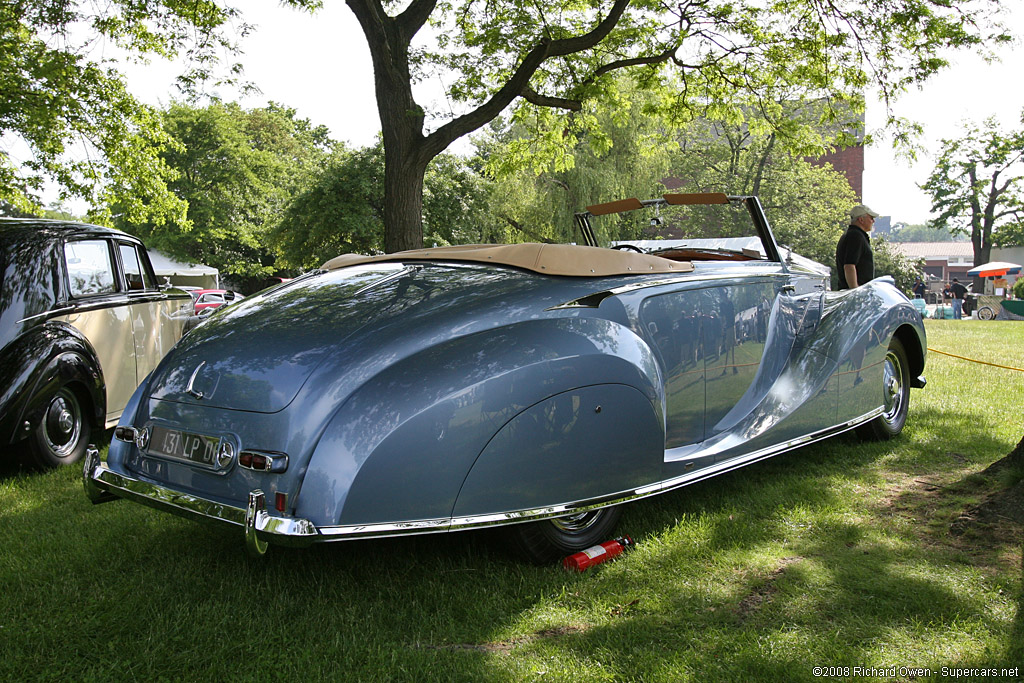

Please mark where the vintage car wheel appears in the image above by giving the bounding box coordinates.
[856,338,910,441]
[26,386,92,469]
[977,306,995,320]
[508,505,623,565]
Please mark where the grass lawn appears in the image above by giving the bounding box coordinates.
[1,319,1021,681]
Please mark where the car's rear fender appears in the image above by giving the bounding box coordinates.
[450,381,664,519]
[297,316,665,527]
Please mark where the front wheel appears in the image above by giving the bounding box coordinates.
[507,506,623,565]
[856,337,910,441]
[24,386,92,469]
[977,305,995,321]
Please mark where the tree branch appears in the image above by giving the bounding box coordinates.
[521,86,582,111]
[423,0,632,157]
[395,0,438,39]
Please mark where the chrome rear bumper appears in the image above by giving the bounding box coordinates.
[82,447,318,555]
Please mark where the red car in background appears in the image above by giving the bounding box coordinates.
[192,289,243,314]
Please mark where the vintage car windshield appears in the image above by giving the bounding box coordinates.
[594,197,776,262]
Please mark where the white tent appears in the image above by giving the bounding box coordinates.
[148,250,219,290]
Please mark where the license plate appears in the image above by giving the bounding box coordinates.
[148,426,222,467]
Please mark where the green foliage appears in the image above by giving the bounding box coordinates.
[477,81,677,245]
[270,146,384,270]
[0,0,245,220]
[270,144,499,269]
[423,154,501,247]
[481,79,864,271]
[1013,276,1024,300]
[873,237,925,294]
[668,110,859,269]
[921,112,1024,264]
[116,101,336,287]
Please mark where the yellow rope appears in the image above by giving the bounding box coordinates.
[927,347,1024,373]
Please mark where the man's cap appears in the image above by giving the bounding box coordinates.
[850,204,880,220]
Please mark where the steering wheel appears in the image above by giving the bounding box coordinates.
[611,244,644,253]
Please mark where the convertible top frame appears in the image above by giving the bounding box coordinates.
[573,193,783,264]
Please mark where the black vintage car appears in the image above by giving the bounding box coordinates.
[1,219,192,468]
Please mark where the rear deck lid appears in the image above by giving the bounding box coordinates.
[146,264,416,413]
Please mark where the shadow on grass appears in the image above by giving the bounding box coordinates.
[3,421,1019,680]
[0,427,114,480]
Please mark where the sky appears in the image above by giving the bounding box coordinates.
[116,1,1023,226]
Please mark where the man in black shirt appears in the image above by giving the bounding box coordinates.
[950,277,968,319]
[836,204,879,289]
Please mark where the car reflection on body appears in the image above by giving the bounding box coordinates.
[1,219,192,468]
[84,193,926,562]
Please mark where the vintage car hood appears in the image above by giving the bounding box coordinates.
[145,262,579,413]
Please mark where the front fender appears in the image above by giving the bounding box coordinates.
[813,279,926,421]
[296,317,665,527]
[0,323,104,446]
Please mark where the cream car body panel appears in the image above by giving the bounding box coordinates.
[55,307,138,426]
[54,298,187,427]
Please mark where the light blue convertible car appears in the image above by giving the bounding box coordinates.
[84,193,926,561]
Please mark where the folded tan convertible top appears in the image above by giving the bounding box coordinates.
[321,242,694,277]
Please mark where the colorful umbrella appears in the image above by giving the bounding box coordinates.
[966,261,1022,278]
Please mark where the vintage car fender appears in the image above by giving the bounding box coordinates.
[297,316,666,528]
[0,322,105,446]
[813,279,925,374]
[808,278,925,425]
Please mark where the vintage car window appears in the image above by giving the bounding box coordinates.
[119,243,153,291]
[601,199,774,262]
[65,240,117,297]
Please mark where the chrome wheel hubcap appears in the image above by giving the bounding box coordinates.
[44,390,81,457]
[550,509,603,533]
[881,351,905,424]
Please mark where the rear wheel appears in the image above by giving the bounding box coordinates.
[507,506,623,565]
[24,386,92,469]
[977,305,995,321]
[856,337,910,441]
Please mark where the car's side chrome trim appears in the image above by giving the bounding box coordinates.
[16,306,75,325]
[84,408,883,550]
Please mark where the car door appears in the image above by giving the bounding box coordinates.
[116,241,189,387]
[58,238,138,425]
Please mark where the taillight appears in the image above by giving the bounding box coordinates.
[237,451,288,473]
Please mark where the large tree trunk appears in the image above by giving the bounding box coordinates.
[346,0,633,253]
[1008,433,1024,469]
[383,153,427,253]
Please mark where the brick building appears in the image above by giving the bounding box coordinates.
[810,145,864,200]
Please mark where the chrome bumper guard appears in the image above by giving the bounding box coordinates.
[82,447,318,556]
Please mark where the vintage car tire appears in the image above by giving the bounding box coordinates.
[977,306,995,321]
[25,386,92,469]
[507,505,623,565]
[856,337,910,441]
